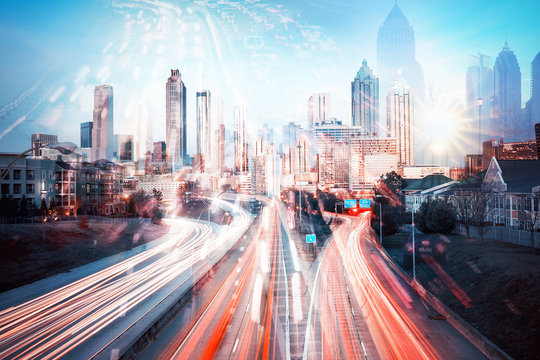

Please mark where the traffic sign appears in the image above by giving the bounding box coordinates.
[344,199,357,209]
[306,234,316,243]
[359,199,371,208]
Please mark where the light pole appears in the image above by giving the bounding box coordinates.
[412,208,416,281]
[374,195,387,245]
[477,98,483,154]
[297,143,302,228]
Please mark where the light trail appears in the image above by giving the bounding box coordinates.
[0,200,252,360]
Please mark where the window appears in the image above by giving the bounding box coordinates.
[13,184,21,194]
[13,169,21,180]
[27,197,33,208]
[2,169,10,180]
[1,184,9,195]
[27,184,34,194]
[27,170,35,180]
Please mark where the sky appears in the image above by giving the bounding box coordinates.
[1,0,539,166]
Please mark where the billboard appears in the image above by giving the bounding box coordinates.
[306,234,316,243]
[344,199,357,209]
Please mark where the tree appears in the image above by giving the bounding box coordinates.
[41,198,48,218]
[19,195,29,218]
[49,199,57,219]
[152,188,163,204]
[470,191,492,243]
[416,198,456,234]
[453,191,474,239]
[381,171,407,194]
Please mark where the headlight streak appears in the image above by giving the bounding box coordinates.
[0,203,252,360]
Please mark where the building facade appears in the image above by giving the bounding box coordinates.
[166,69,187,171]
[196,90,211,172]
[386,75,414,166]
[234,104,249,174]
[351,59,379,134]
[92,85,114,161]
[31,133,58,156]
[307,93,331,129]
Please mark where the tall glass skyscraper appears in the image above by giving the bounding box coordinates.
[92,84,114,161]
[531,51,540,126]
[377,4,424,106]
[351,59,379,135]
[234,104,249,174]
[80,122,93,149]
[307,93,331,129]
[386,75,414,166]
[493,42,521,140]
[166,69,187,171]
[196,90,211,172]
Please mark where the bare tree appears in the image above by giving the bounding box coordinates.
[453,190,474,239]
[470,191,493,243]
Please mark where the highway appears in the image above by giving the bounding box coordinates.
[0,198,251,360]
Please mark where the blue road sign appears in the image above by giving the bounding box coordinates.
[344,199,357,209]
[359,199,371,208]
[306,234,316,243]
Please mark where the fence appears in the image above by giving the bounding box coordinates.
[456,224,540,249]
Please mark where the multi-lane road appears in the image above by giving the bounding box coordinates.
[0,197,490,359]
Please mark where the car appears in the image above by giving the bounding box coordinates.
[403,234,447,269]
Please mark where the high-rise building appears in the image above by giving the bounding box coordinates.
[387,75,414,166]
[211,96,225,174]
[196,90,211,172]
[493,42,521,140]
[113,134,133,162]
[92,85,114,161]
[234,104,249,174]
[530,52,540,126]
[134,103,152,174]
[535,123,540,158]
[466,54,494,151]
[166,69,187,171]
[31,133,58,156]
[318,136,349,189]
[307,93,331,129]
[377,4,424,116]
[351,59,379,134]
[153,141,166,163]
[80,122,93,148]
[216,124,225,174]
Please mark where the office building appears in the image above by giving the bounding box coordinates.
[80,122,93,148]
[153,141,166,163]
[530,52,540,126]
[166,69,187,171]
[493,42,521,140]
[196,90,211,172]
[234,104,249,174]
[31,133,58,156]
[536,123,540,158]
[386,75,414,166]
[92,84,114,161]
[307,93,331,129]
[351,59,379,134]
[114,134,134,162]
[377,4,424,114]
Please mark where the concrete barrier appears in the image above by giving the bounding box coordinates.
[375,241,513,360]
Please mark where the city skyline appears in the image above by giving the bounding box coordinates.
[1,1,540,168]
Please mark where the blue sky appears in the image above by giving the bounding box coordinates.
[1,0,539,165]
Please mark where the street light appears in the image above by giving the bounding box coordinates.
[477,98,483,154]
[296,143,302,228]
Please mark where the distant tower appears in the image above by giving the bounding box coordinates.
[80,122,93,148]
[234,104,249,174]
[92,84,114,161]
[387,74,414,166]
[31,133,58,156]
[377,4,424,106]
[531,51,540,125]
[307,93,331,128]
[165,69,187,171]
[493,41,521,140]
[196,90,211,172]
[466,54,494,147]
[351,59,379,134]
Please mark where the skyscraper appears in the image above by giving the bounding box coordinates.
[166,69,187,171]
[387,75,414,166]
[113,134,133,162]
[307,93,331,128]
[377,4,424,108]
[493,41,521,140]
[80,122,93,148]
[31,133,58,156]
[351,59,379,134]
[234,104,249,174]
[466,54,494,149]
[196,90,211,172]
[531,51,540,125]
[92,84,114,161]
